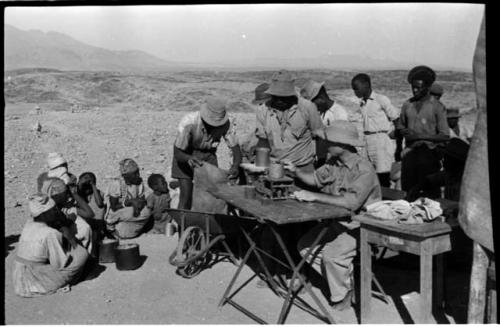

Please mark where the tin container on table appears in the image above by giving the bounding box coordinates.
[255,147,271,167]
[269,162,285,179]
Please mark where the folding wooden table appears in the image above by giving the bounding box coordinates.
[209,184,352,324]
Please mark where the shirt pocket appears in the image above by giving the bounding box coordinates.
[289,120,307,140]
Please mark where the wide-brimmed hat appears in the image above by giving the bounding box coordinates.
[300,80,325,101]
[29,193,56,217]
[407,65,436,85]
[266,70,296,97]
[200,96,229,127]
[47,152,67,170]
[440,138,469,161]
[446,108,461,118]
[252,83,271,105]
[430,83,444,96]
[318,121,363,147]
[119,158,140,175]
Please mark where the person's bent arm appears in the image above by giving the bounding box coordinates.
[174,146,203,167]
[92,184,105,208]
[71,190,95,219]
[109,196,124,212]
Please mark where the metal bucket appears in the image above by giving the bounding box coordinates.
[255,147,271,167]
[115,243,141,271]
[98,238,118,263]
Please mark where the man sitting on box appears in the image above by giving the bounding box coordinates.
[283,121,381,311]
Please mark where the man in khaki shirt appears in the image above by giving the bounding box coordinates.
[255,70,324,172]
[284,121,381,311]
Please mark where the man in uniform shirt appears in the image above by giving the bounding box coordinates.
[255,70,324,172]
[172,96,242,209]
[351,73,400,187]
[300,79,349,167]
[397,66,449,198]
[283,121,381,311]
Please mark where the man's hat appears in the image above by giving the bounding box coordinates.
[28,193,56,217]
[440,138,469,162]
[430,83,444,96]
[317,121,363,147]
[252,83,271,105]
[265,70,296,97]
[300,80,325,101]
[47,152,67,170]
[200,96,229,127]
[446,108,461,118]
[407,65,436,85]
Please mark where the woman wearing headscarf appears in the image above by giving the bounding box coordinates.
[12,193,89,297]
[37,153,77,192]
[105,158,151,239]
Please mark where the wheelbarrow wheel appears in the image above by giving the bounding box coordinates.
[175,226,207,278]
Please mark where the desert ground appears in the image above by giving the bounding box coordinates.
[4,69,477,324]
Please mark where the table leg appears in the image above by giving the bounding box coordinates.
[433,254,444,311]
[269,224,335,324]
[420,239,433,323]
[360,227,372,323]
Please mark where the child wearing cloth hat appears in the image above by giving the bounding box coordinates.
[396,66,450,198]
[12,193,89,297]
[145,174,172,234]
[105,158,151,239]
[172,96,242,210]
[283,121,382,311]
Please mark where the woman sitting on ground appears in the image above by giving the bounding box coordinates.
[77,172,107,238]
[44,178,95,255]
[13,193,89,297]
[105,158,150,239]
[37,153,76,192]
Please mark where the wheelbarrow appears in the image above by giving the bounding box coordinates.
[167,208,255,278]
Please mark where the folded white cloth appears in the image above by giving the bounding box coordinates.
[366,197,443,224]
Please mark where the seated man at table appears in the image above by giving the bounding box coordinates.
[283,121,382,311]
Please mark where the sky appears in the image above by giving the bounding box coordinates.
[5,4,484,70]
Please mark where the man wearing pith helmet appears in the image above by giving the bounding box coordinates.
[396,65,449,198]
[172,96,242,209]
[283,121,381,311]
[255,70,324,172]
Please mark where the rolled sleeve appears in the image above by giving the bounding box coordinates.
[174,116,194,150]
[313,164,335,188]
[255,105,268,139]
[223,117,238,148]
[341,170,378,212]
[379,95,400,121]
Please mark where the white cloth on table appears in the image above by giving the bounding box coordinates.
[365,197,443,224]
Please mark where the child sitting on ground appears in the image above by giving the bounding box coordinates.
[77,172,107,238]
[146,174,172,234]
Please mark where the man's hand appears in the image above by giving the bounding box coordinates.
[292,190,317,202]
[129,198,146,217]
[188,157,204,168]
[400,128,415,137]
[282,159,296,173]
[228,166,239,179]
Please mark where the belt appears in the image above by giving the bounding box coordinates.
[364,130,389,135]
[15,255,48,266]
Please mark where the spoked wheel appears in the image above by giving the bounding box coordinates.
[175,226,207,278]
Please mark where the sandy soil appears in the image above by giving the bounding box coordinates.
[4,97,473,324]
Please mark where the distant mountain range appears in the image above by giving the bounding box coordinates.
[4,24,467,72]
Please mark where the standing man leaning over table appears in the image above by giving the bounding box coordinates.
[172,96,242,210]
[396,66,449,198]
[255,70,324,173]
[283,121,381,311]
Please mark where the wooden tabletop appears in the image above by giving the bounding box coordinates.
[208,184,352,224]
[353,213,454,238]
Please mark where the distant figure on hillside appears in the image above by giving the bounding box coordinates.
[351,73,399,187]
[301,80,349,167]
[446,108,473,144]
[171,96,242,210]
[105,159,151,239]
[397,65,449,198]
